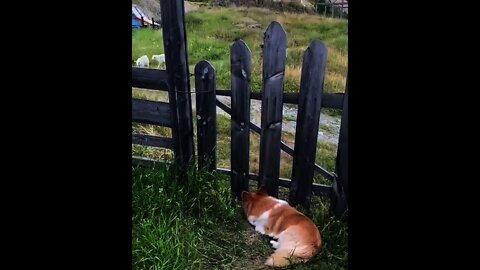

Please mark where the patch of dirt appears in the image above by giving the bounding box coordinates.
[244,227,261,246]
[233,226,272,270]
[184,1,200,13]
[239,16,259,25]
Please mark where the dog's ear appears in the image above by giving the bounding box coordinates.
[257,185,268,196]
[241,190,249,201]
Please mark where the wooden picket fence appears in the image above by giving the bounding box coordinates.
[132,0,348,216]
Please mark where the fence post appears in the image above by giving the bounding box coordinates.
[331,75,348,217]
[339,1,342,19]
[195,61,217,172]
[160,0,195,167]
[230,40,252,200]
[289,40,328,210]
[258,22,287,198]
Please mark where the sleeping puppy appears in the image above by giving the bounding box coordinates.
[241,186,321,267]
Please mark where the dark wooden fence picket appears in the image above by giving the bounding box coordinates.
[160,0,195,167]
[195,61,217,172]
[331,75,348,217]
[230,40,252,200]
[257,22,287,198]
[289,40,328,210]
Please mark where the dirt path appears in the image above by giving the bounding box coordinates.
[184,1,200,14]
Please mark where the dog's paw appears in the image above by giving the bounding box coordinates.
[270,240,279,249]
[255,225,265,234]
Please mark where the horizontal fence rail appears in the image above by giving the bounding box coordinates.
[131,68,343,109]
[132,99,173,127]
[132,67,169,91]
[132,133,174,149]
[216,90,343,109]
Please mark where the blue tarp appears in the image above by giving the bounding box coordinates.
[132,19,141,28]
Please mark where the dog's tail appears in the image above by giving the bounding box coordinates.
[265,249,313,267]
[265,243,320,267]
[264,250,295,267]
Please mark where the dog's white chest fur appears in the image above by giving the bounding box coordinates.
[248,199,288,234]
[249,210,270,234]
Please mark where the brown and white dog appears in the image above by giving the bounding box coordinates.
[241,186,322,267]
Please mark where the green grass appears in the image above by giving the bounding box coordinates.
[132,28,164,60]
[133,163,347,270]
[132,87,169,102]
[320,123,337,135]
[283,114,297,122]
[132,163,236,270]
[132,6,347,94]
[216,113,232,169]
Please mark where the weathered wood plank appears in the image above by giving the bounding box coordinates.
[258,21,287,197]
[290,40,328,209]
[132,133,174,149]
[331,75,348,217]
[160,0,195,166]
[132,99,172,127]
[132,68,169,91]
[195,61,217,171]
[230,40,252,199]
